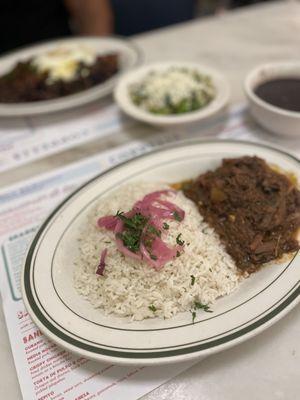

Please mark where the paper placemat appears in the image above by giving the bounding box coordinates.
[0,100,134,173]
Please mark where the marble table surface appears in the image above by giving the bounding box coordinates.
[1,2,300,399]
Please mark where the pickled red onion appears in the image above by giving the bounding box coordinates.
[96,248,108,276]
[97,215,118,231]
[97,190,185,269]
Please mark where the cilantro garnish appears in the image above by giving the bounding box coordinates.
[149,305,157,312]
[163,222,169,230]
[147,225,161,237]
[194,301,212,313]
[191,311,196,323]
[176,233,185,246]
[116,211,148,230]
[173,211,182,221]
[117,231,140,253]
[115,211,149,253]
[190,275,195,286]
[190,301,212,323]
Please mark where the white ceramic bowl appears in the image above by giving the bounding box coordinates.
[0,37,142,117]
[244,62,300,136]
[114,61,230,127]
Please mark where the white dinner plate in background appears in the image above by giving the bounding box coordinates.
[0,36,142,117]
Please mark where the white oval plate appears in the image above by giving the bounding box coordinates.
[114,61,230,127]
[0,37,142,117]
[21,140,300,365]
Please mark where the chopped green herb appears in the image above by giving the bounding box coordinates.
[190,275,195,286]
[147,225,161,237]
[115,211,150,253]
[150,254,158,260]
[191,311,196,323]
[194,301,212,313]
[149,305,157,312]
[190,301,212,323]
[173,211,182,222]
[117,230,141,253]
[116,211,148,229]
[176,233,185,246]
[163,222,169,230]
[209,268,212,272]
[176,250,181,257]
[104,241,111,244]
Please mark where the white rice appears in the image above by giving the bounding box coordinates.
[74,182,241,321]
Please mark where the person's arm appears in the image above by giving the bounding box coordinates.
[64,0,113,36]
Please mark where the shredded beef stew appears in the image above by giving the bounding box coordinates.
[183,156,300,273]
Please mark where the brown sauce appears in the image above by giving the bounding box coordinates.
[183,156,300,274]
[255,78,300,112]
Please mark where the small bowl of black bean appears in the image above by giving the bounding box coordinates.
[244,61,300,136]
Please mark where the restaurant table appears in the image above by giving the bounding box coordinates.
[1,1,300,399]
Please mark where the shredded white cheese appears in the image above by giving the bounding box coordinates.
[130,67,215,114]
